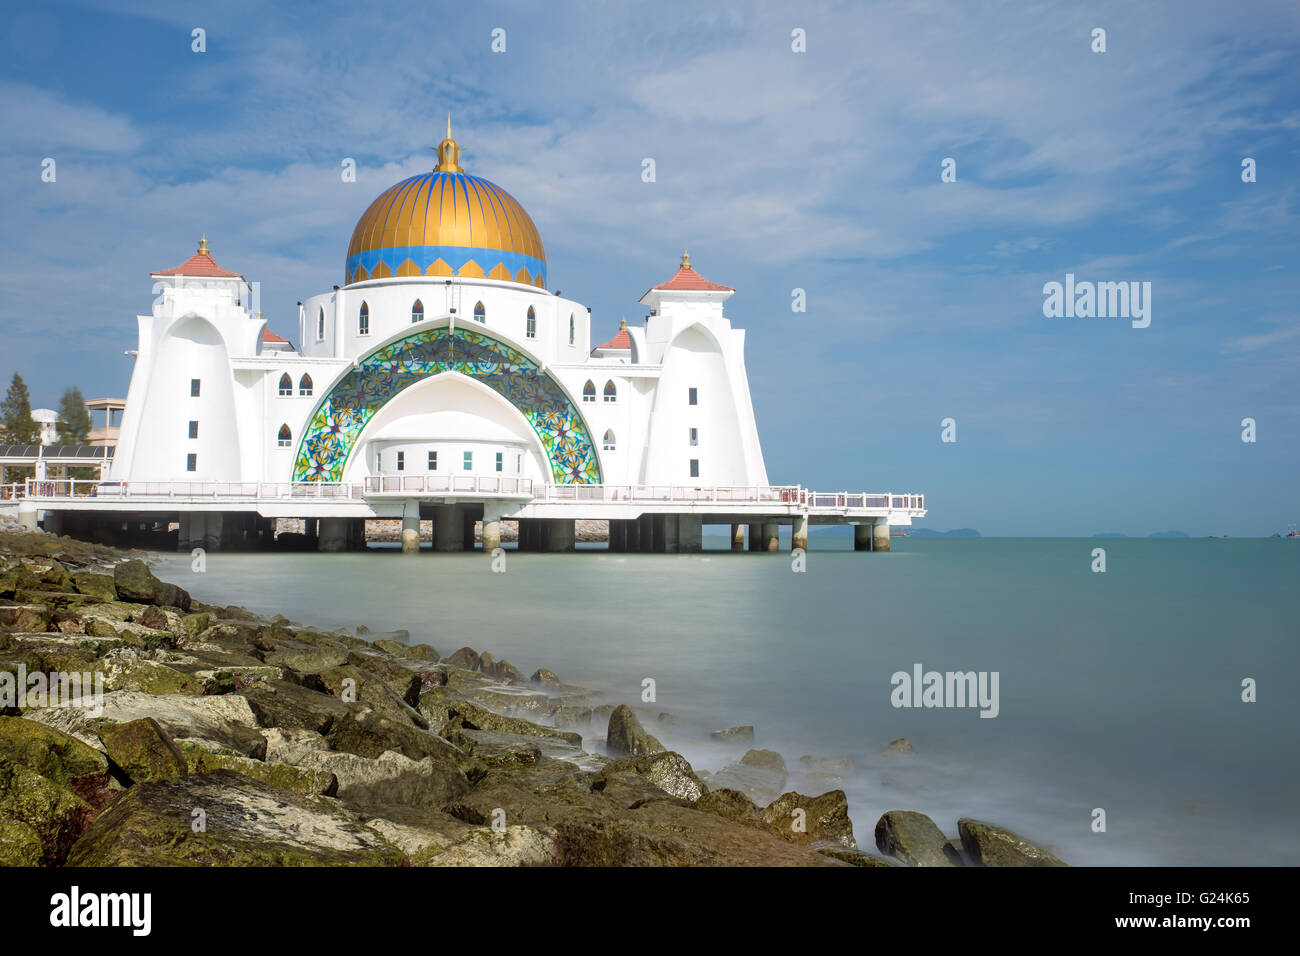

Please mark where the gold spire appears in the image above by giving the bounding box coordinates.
[680,249,690,269]
[618,316,627,330]
[198,235,210,255]
[433,113,463,173]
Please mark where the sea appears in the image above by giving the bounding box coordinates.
[153,535,1300,866]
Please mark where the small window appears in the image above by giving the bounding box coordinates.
[358,301,370,336]
[188,421,199,439]
[463,451,473,471]
[569,314,574,345]
[190,379,201,397]
[603,380,617,403]
[688,387,698,406]
[526,307,536,338]
[186,453,197,472]
[582,381,596,403]
[516,454,522,472]
[278,373,293,396]
[427,450,437,471]
[689,427,698,446]
[299,374,313,397]
[603,429,616,452]
[396,451,405,471]
[277,424,291,447]
[474,301,485,324]
[411,299,424,324]
[689,458,699,478]
[376,452,382,470]
[495,452,503,472]
[317,307,325,341]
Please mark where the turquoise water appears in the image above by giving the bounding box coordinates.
[154,536,1300,865]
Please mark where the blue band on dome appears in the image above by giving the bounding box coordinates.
[346,245,547,286]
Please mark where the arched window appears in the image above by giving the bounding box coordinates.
[526,306,536,338]
[358,301,370,335]
[299,374,313,397]
[277,424,292,448]
[603,429,616,452]
[603,380,617,403]
[278,373,292,397]
[317,307,325,341]
[569,314,575,345]
[582,381,596,403]
[411,299,424,324]
[474,301,486,324]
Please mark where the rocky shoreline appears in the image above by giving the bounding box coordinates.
[0,525,1066,867]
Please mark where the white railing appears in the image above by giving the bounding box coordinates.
[12,478,924,512]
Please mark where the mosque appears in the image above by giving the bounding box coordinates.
[21,124,924,553]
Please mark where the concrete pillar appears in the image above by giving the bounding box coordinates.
[349,518,367,550]
[873,518,891,553]
[731,523,745,552]
[202,512,223,552]
[609,519,627,552]
[305,519,318,547]
[544,518,575,552]
[482,505,503,553]
[433,505,462,552]
[401,509,421,554]
[463,510,478,550]
[747,523,763,552]
[179,513,205,552]
[853,523,871,551]
[42,511,63,536]
[792,514,809,551]
[317,517,349,552]
[17,500,37,531]
[679,515,702,553]
[625,516,640,552]
[637,514,654,553]
[762,522,780,552]
[660,514,679,554]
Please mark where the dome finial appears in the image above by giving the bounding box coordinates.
[680,249,690,269]
[619,315,627,330]
[198,235,210,255]
[433,114,463,173]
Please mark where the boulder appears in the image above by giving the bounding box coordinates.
[874,809,953,866]
[595,751,705,803]
[763,790,857,849]
[98,717,188,782]
[696,787,766,828]
[294,749,470,810]
[880,737,913,755]
[70,572,117,603]
[531,667,561,689]
[483,658,526,683]
[112,560,191,611]
[605,704,663,757]
[711,725,755,744]
[239,679,352,735]
[414,824,558,866]
[67,770,405,866]
[0,753,96,865]
[957,818,1067,867]
[418,687,581,745]
[180,745,337,797]
[444,647,482,671]
[0,716,121,810]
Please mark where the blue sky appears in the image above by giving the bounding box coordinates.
[1,0,1296,535]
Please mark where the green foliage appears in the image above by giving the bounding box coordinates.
[55,388,91,445]
[0,374,40,445]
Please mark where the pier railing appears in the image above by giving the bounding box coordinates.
[6,478,923,513]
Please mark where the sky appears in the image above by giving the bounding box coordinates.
[1,0,1296,536]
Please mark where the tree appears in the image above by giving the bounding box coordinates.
[56,387,92,445]
[0,373,40,445]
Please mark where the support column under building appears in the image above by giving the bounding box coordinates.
[317,517,349,552]
[659,514,679,554]
[853,523,871,551]
[433,505,463,552]
[872,518,891,553]
[609,519,628,552]
[679,515,702,553]
[481,504,503,553]
[762,522,780,552]
[747,523,763,552]
[401,506,421,554]
[544,518,575,552]
[625,516,641,553]
[731,523,745,552]
[463,509,478,551]
[791,514,809,551]
[639,514,656,553]
[42,511,63,537]
[178,513,205,552]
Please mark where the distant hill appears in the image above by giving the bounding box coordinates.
[1148,531,1190,538]
[904,527,981,538]
[1092,533,1129,538]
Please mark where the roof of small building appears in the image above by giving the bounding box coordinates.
[645,251,733,296]
[262,329,290,344]
[152,236,245,279]
[594,319,632,351]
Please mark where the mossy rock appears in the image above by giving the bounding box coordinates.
[180,612,210,638]
[98,717,188,782]
[0,716,121,809]
[71,572,117,603]
[0,753,96,865]
[102,660,199,696]
[0,571,19,600]
[179,744,337,797]
[0,818,44,866]
[874,809,952,865]
[957,818,1067,867]
[0,605,54,632]
[112,560,191,611]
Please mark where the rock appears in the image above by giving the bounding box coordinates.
[239,679,351,735]
[70,571,117,603]
[445,647,482,671]
[444,729,542,769]
[100,658,198,696]
[605,704,663,757]
[294,749,470,810]
[530,667,561,689]
[0,753,96,865]
[799,754,855,774]
[418,687,581,745]
[0,604,53,632]
[256,634,351,673]
[552,705,592,731]
[483,658,525,682]
[325,709,472,772]
[881,737,913,755]
[711,725,755,744]
[657,712,678,726]
[98,717,188,782]
[815,843,899,867]
[262,727,328,765]
[414,824,558,866]
[0,716,121,810]
[595,751,705,802]
[180,612,210,638]
[957,818,1067,867]
[874,810,954,866]
[696,787,766,828]
[408,643,439,661]
[740,748,787,774]
[112,560,191,610]
[180,745,337,797]
[67,770,405,866]
[139,606,169,631]
[707,760,787,807]
[311,663,425,727]
[373,639,410,657]
[763,790,857,849]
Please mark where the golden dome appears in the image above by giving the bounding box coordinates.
[345,124,546,287]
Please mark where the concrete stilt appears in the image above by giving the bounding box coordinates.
[17,501,37,531]
[660,514,679,554]
[625,516,641,552]
[792,513,809,551]
[731,523,745,552]
[433,505,462,552]
[318,517,349,552]
[178,513,204,552]
[853,523,871,552]
[762,522,780,552]
[42,511,63,536]
[872,518,891,553]
[747,523,763,552]
[679,515,702,553]
[482,505,502,553]
[401,508,421,554]
[639,514,656,553]
[609,519,627,552]
[544,518,575,552]
[462,510,478,551]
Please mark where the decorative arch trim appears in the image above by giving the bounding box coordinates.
[292,324,601,484]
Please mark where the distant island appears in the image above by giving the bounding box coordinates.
[1093,531,1192,538]
[901,527,981,538]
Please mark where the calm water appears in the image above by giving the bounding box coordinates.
[154,536,1300,865]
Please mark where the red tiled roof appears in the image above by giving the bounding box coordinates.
[595,326,631,350]
[261,329,290,344]
[647,254,733,294]
[152,239,245,279]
